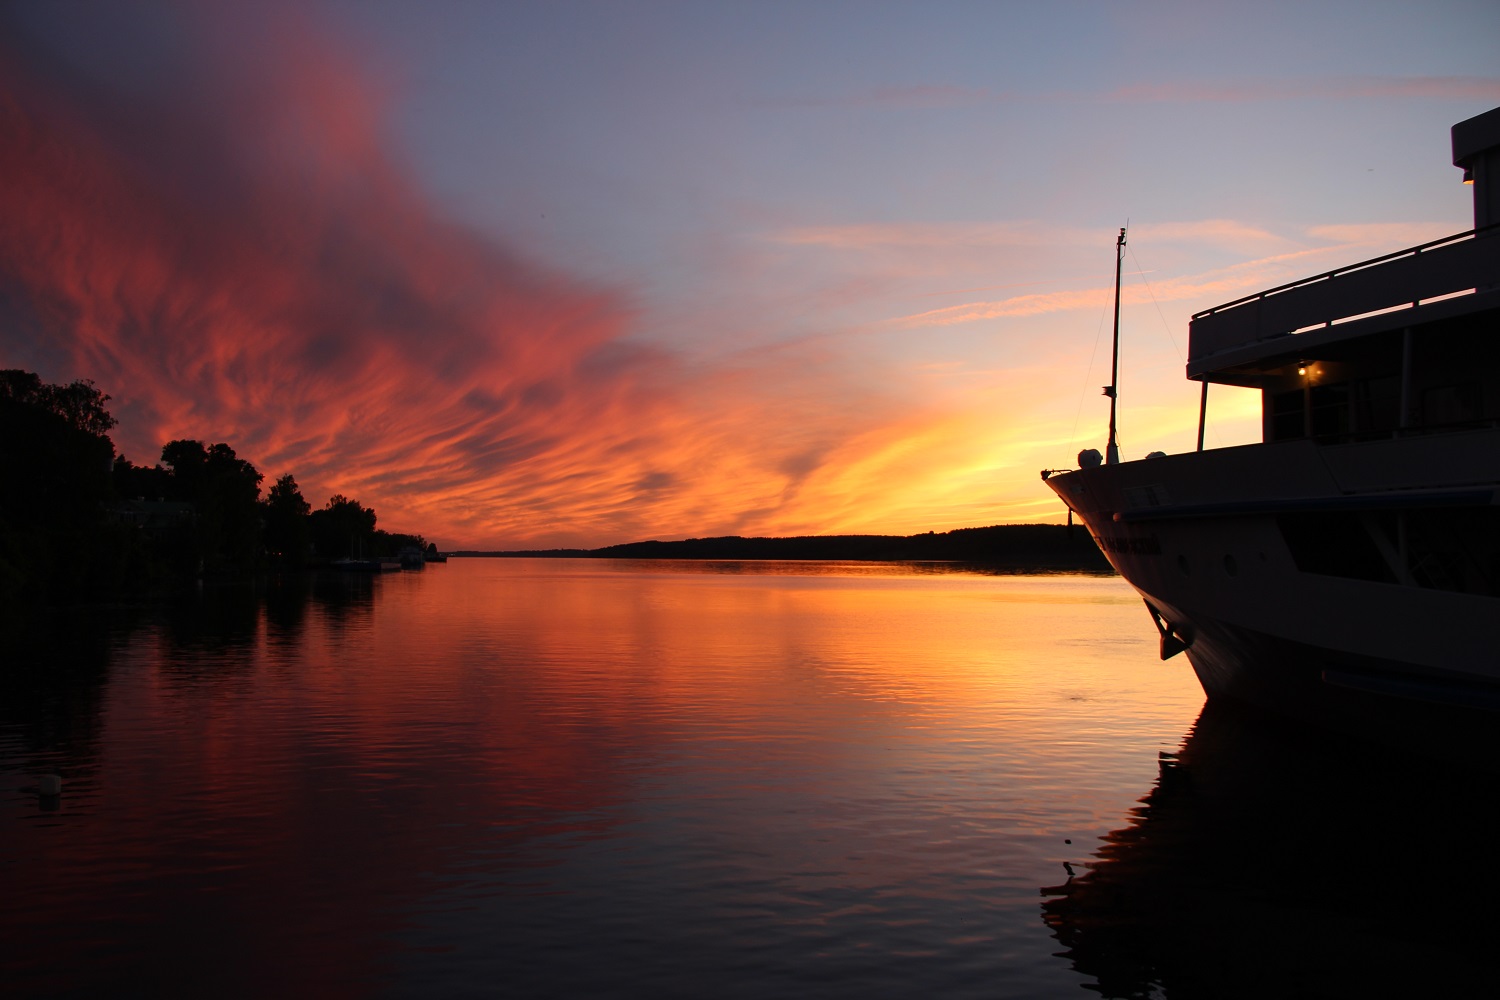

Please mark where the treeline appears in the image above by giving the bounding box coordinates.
[0,369,430,600]
[458,524,1111,570]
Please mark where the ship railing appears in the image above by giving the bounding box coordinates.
[1311,416,1500,446]
[1188,223,1500,371]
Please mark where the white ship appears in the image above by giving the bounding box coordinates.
[1043,107,1500,748]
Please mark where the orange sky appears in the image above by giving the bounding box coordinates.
[1,5,1490,548]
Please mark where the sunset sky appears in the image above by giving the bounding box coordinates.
[2,1,1496,549]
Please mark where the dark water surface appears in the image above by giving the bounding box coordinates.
[3,559,1493,997]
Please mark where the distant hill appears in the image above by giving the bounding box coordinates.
[452,524,1112,572]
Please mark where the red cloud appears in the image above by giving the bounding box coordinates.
[0,10,1031,549]
[0,12,691,548]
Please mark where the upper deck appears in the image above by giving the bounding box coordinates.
[1189,106,1500,387]
[1187,226,1500,382]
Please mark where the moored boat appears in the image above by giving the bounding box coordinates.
[331,557,403,572]
[1043,107,1500,751]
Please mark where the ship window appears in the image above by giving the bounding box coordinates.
[1403,508,1500,597]
[1276,513,1395,583]
[1353,375,1400,438]
[1270,390,1304,441]
[1420,383,1482,427]
[1279,508,1500,595]
[1309,383,1351,440]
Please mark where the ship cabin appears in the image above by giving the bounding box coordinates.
[1186,107,1500,447]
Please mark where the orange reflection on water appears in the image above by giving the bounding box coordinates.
[2,561,1205,996]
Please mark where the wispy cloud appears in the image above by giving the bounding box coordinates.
[1129,220,1288,249]
[881,215,1470,331]
[772,75,1500,111]
[1102,76,1500,104]
[1304,221,1465,247]
[0,14,669,547]
[762,84,1003,110]
[769,221,1073,250]
[894,288,1116,328]
[8,8,1466,549]
[0,8,1020,548]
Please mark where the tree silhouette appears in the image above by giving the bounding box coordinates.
[263,474,311,567]
[3,367,431,592]
[309,494,377,560]
[0,370,117,437]
[0,370,122,597]
[111,455,175,502]
[160,439,264,572]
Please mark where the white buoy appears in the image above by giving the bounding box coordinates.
[37,774,62,797]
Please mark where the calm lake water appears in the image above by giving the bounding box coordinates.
[4,559,1497,997]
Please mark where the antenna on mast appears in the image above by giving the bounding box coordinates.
[1104,226,1126,465]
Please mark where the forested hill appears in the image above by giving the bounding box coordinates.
[456,524,1112,571]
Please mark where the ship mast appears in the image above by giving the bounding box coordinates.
[1105,226,1126,465]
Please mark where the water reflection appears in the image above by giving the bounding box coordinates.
[1042,700,1500,997]
[0,603,123,775]
[3,561,1204,997]
[0,570,675,996]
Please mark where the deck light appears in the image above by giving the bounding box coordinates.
[1463,166,1474,185]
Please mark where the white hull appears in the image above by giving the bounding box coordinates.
[1045,428,1500,741]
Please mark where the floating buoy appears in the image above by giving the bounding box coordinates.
[37,774,61,797]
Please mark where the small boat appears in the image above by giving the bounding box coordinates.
[1042,107,1500,753]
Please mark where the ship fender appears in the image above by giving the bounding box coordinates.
[1145,600,1194,660]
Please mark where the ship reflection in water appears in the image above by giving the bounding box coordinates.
[1042,700,1500,998]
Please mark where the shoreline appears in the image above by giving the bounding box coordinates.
[447,524,1112,573]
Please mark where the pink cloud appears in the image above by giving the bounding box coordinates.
[0,17,665,548]
[0,12,1004,549]
[886,219,1467,331]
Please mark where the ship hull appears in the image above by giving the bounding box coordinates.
[1042,112,1500,754]
[1044,428,1500,752]
[1144,591,1500,757]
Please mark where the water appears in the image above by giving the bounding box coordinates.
[3,559,1493,997]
